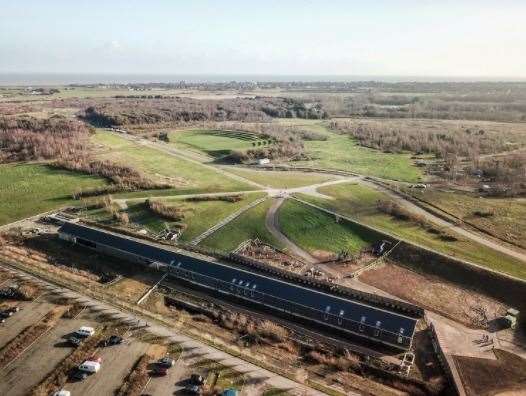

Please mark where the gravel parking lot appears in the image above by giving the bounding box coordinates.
[142,354,188,396]
[65,337,150,395]
[0,315,96,396]
[0,299,56,349]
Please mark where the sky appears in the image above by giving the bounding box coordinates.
[1,0,526,78]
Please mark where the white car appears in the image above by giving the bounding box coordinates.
[75,326,95,338]
[53,390,71,396]
[78,361,101,373]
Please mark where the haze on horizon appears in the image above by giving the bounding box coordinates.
[2,0,526,79]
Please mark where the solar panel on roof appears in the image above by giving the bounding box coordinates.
[58,222,418,343]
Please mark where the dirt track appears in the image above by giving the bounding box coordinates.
[264,197,318,264]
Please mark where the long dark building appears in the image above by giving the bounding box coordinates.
[58,221,419,350]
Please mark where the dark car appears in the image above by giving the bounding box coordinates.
[151,366,168,376]
[70,369,88,381]
[103,335,123,346]
[156,357,175,368]
[185,384,202,395]
[4,306,20,314]
[68,336,82,347]
[190,374,206,386]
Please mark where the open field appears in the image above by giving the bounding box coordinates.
[298,183,526,279]
[407,188,526,249]
[91,192,267,240]
[295,134,424,182]
[278,199,377,258]
[91,131,252,195]
[0,163,108,226]
[168,128,264,158]
[267,119,425,182]
[199,198,282,251]
[224,167,336,188]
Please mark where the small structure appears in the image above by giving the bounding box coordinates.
[257,158,270,165]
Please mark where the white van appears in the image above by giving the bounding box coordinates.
[75,326,95,338]
[78,361,101,373]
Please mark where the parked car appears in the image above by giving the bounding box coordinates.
[75,326,95,338]
[68,336,82,347]
[185,384,202,395]
[52,390,71,396]
[151,366,168,376]
[78,361,101,373]
[190,374,206,386]
[70,369,88,381]
[156,357,175,368]
[4,306,20,314]
[103,335,123,346]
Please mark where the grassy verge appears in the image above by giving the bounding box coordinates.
[223,167,335,189]
[0,163,108,226]
[278,199,377,255]
[298,183,526,279]
[407,188,526,249]
[199,199,282,251]
[92,131,252,194]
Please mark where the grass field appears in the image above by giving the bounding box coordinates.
[407,188,526,249]
[168,129,264,158]
[92,131,252,196]
[199,199,281,251]
[278,199,377,255]
[298,183,526,279]
[272,120,424,182]
[0,163,108,225]
[223,167,335,189]
[295,134,423,182]
[111,193,266,240]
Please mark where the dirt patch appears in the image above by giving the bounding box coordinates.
[238,240,307,274]
[454,349,526,396]
[359,262,506,327]
[108,278,151,303]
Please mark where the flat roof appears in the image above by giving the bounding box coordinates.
[59,222,418,338]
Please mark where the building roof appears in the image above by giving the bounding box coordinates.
[59,222,418,340]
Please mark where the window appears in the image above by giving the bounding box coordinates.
[374,329,380,337]
[376,321,381,328]
[399,328,405,334]
[397,336,403,344]
[359,324,365,332]
[360,316,366,323]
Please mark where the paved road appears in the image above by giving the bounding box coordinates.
[265,197,318,264]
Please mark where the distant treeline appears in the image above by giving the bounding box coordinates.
[0,115,91,162]
[81,97,328,127]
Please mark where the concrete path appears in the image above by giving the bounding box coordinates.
[0,264,330,396]
[265,197,318,264]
